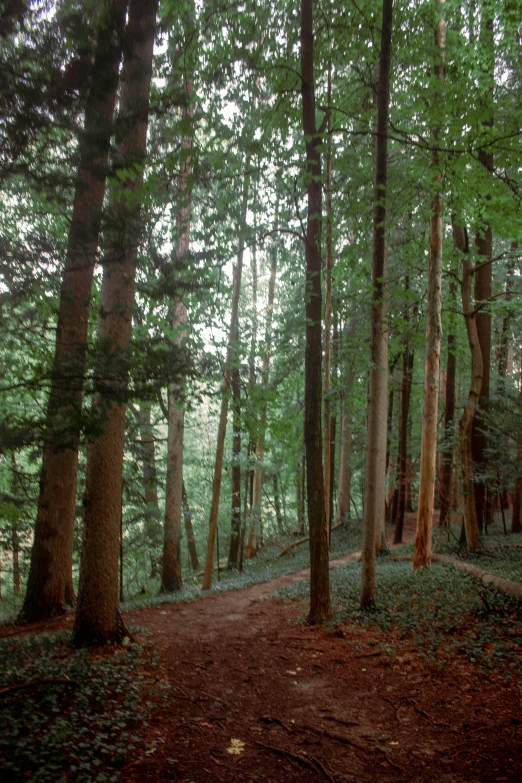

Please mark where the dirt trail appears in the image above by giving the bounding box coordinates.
[122,514,522,783]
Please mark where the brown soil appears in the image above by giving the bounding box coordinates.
[4,515,522,782]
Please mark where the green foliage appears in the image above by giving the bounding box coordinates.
[0,631,165,782]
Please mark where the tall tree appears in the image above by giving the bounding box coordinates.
[360,0,393,609]
[438,270,457,528]
[413,0,446,570]
[20,0,128,623]
[73,0,158,646]
[301,0,330,624]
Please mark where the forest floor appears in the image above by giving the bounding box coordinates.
[118,513,522,783]
[2,514,522,783]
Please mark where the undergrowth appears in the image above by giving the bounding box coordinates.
[277,559,522,681]
[0,632,165,782]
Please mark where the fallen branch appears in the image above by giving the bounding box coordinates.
[297,723,366,751]
[277,521,344,558]
[432,553,522,599]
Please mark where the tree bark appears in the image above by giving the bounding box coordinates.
[73,0,158,646]
[228,361,242,569]
[472,5,494,531]
[182,482,200,570]
[323,59,334,535]
[161,66,195,591]
[301,0,331,624]
[202,161,250,590]
[360,0,393,609]
[511,344,522,533]
[394,327,414,544]
[453,224,481,552]
[20,0,128,624]
[413,1,445,571]
[438,270,457,527]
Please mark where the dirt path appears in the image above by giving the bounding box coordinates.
[122,516,522,783]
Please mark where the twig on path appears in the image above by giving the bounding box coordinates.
[297,723,366,751]
[255,741,336,782]
[322,715,360,728]
[259,715,294,732]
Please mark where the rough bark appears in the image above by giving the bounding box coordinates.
[438,271,457,528]
[73,0,158,647]
[360,0,393,608]
[301,0,331,623]
[20,0,128,624]
[202,162,250,590]
[453,224,482,552]
[413,2,445,571]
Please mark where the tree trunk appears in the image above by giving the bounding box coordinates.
[453,224,482,552]
[394,332,414,544]
[228,362,242,569]
[131,402,161,574]
[438,271,457,527]
[20,0,128,624]
[73,0,158,647]
[301,0,331,624]
[413,2,445,571]
[182,482,199,571]
[360,0,393,609]
[337,369,354,525]
[202,161,250,590]
[472,6,494,532]
[511,344,522,533]
[248,240,278,556]
[161,65,195,591]
[323,59,334,535]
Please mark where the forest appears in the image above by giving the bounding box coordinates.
[1,0,522,781]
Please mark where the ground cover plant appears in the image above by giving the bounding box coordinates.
[0,632,165,783]
[277,554,522,682]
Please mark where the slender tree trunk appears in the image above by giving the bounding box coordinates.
[247,241,278,556]
[337,371,354,524]
[472,5,494,531]
[511,344,522,533]
[301,0,331,624]
[161,67,195,591]
[323,59,334,535]
[182,482,199,571]
[20,0,128,623]
[394,333,414,543]
[73,0,158,647]
[228,362,242,569]
[438,272,457,527]
[360,0,393,609]
[413,2,445,571]
[453,224,482,552]
[202,161,250,590]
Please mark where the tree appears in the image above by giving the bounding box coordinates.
[301,0,330,624]
[413,0,445,570]
[20,0,129,623]
[360,0,393,609]
[73,0,158,646]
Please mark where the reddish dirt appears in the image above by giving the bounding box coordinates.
[3,514,522,782]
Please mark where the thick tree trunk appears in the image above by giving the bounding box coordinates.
[360,0,393,609]
[20,0,128,624]
[182,482,200,571]
[453,224,482,552]
[202,162,250,590]
[413,2,445,571]
[73,0,158,647]
[438,272,457,527]
[301,0,331,624]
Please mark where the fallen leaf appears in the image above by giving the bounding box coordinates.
[227,738,245,755]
